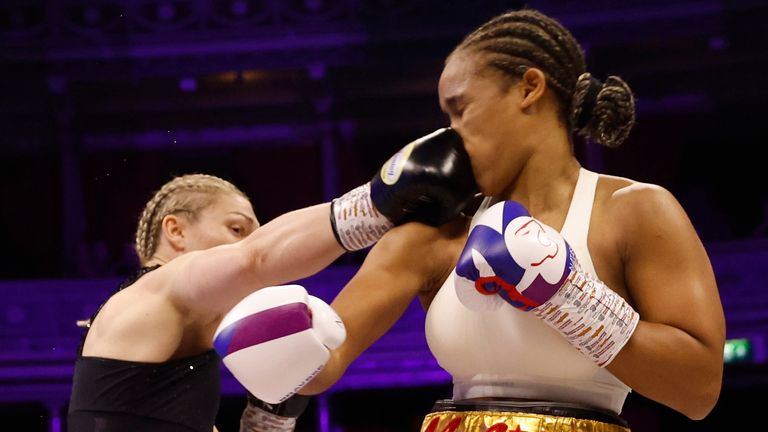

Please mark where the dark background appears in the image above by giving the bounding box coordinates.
[1,0,767,431]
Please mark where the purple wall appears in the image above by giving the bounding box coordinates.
[2,0,768,430]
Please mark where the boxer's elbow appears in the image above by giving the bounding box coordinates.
[299,374,333,396]
[300,351,347,395]
[673,365,722,420]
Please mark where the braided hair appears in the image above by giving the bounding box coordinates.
[134,174,248,265]
[455,8,635,148]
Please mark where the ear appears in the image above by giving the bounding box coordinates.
[160,214,187,252]
[519,68,547,109]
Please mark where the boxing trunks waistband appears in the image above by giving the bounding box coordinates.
[421,399,630,432]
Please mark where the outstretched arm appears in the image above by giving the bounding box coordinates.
[167,128,478,315]
[173,203,346,314]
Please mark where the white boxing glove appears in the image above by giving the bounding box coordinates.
[213,285,346,404]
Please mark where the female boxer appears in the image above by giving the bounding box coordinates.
[68,126,478,432]
[303,8,725,431]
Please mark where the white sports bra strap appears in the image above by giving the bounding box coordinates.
[560,168,598,251]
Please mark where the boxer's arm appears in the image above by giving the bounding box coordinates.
[172,203,345,314]
[168,128,477,314]
[300,220,466,394]
[605,184,725,420]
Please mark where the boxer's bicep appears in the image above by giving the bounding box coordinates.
[623,185,724,347]
[168,241,257,314]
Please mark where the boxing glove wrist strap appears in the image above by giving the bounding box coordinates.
[532,269,639,367]
[330,183,394,251]
[240,393,310,431]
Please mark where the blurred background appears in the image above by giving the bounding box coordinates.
[1,0,767,430]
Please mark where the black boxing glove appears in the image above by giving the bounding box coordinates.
[331,128,479,251]
[370,128,479,225]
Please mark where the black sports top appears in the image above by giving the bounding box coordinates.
[67,266,221,432]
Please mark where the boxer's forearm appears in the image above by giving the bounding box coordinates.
[607,320,723,420]
[300,263,420,394]
[240,203,345,287]
[302,222,454,394]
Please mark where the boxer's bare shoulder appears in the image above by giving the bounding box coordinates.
[594,175,687,249]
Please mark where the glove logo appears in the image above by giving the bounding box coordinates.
[380,142,415,185]
[455,201,572,311]
[504,217,567,289]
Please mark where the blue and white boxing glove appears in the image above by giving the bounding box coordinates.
[455,200,639,367]
[214,285,345,404]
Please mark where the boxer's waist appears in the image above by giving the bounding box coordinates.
[422,399,630,432]
[452,373,629,415]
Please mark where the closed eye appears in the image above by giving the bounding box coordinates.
[448,104,466,119]
[442,95,466,119]
[230,225,244,237]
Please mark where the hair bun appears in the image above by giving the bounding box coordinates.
[570,73,636,148]
[571,73,602,131]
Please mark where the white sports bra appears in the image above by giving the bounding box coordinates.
[424,168,631,414]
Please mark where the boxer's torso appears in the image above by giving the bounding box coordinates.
[422,168,635,414]
[70,267,222,432]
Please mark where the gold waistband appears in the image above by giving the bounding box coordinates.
[421,410,631,432]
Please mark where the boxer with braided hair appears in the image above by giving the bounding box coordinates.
[68,122,480,431]
[133,174,247,264]
[301,8,724,431]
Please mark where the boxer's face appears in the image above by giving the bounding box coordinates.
[438,51,534,196]
[182,192,259,252]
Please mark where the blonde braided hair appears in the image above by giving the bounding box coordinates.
[134,174,248,265]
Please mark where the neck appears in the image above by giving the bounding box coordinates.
[500,131,581,218]
[145,255,170,268]
[146,242,185,267]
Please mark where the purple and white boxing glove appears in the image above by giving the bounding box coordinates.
[213,285,345,404]
[455,200,639,367]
